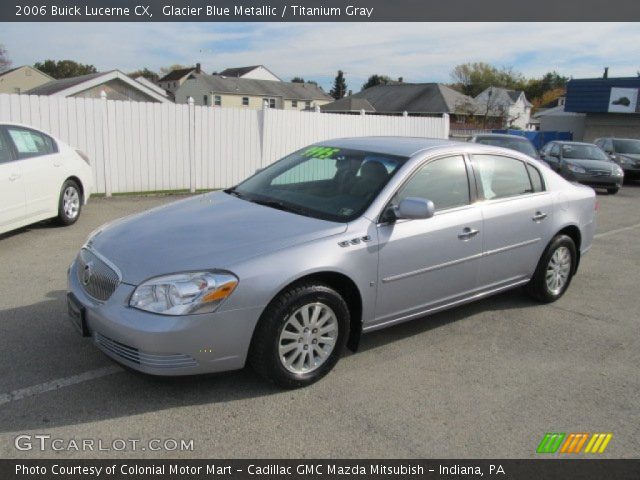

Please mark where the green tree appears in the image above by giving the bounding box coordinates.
[362,74,392,91]
[128,68,159,83]
[291,76,305,83]
[34,59,97,79]
[0,44,11,72]
[523,71,569,102]
[329,70,347,100]
[450,62,524,97]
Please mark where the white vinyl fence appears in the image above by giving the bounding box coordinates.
[0,94,449,195]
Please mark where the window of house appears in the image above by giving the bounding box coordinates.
[473,155,533,200]
[291,100,298,108]
[203,95,208,106]
[242,97,249,106]
[269,98,276,109]
[394,156,470,211]
[7,127,57,159]
[214,95,222,106]
[305,101,311,109]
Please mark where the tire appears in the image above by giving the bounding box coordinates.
[607,187,619,195]
[249,283,350,388]
[56,179,82,226]
[526,234,576,303]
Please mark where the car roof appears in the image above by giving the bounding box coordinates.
[552,141,597,146]
[473,133,532,142]
[316,136,470,157]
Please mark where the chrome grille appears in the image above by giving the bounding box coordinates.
[95,333,198,369]
[587,169,611,176]
[76,248,120,301]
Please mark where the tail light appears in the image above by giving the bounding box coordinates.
[76,149,91,166]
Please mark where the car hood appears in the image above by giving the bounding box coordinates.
[87,192,347,284]
[565,158,614,170]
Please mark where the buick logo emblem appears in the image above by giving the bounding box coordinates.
[82,261,94,286]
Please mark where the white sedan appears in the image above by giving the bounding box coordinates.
[0,123,93,235]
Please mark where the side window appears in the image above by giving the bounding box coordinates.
[526,163,545,192]
[6,127,56,159]
[395,156,470,211]
[0,130,14,163]
[550,143,560,157]
[474,155,533,200]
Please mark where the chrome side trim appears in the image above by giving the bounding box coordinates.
[363,278,530,332]
[382,252,483,283]
[381,237,541,284]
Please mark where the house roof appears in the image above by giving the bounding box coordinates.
[0,65,54,80]
[321,83,482,114]
[26,70,172,103]
[321,97,376,112]
[158,67,195,82]
[194,74,331,101]
[218,65,280,80]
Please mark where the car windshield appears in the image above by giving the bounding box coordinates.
[475,137,538,157]
[561,144,608,161]
[229,146,408,222]
[613,139,640,154]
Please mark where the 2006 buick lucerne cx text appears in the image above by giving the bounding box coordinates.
[68,137,597,388]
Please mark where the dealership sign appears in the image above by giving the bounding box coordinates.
[608,87,639,113]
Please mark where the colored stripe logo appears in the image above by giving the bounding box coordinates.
[537,433,612,454]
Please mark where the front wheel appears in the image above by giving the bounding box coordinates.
[526,234,576,303]
[56,180,82,226]
[249,283,350,388]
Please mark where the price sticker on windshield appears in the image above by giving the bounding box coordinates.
[302,146,341,159]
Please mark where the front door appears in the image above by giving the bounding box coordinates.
[375,155,483,327]
[0,128,25,229]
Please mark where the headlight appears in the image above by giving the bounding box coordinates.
[614,165,624,176]
[617,156,632,165]
[567,164,586,174]
[130,271,238,316]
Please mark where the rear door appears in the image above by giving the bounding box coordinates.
[472,154,554,289]
[0,127,26,229]
[375,155,483,325]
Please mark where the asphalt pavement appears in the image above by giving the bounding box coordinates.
[0,186,638,459]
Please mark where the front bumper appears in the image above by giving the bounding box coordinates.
[67,260,264,376]
[570,172,622,188]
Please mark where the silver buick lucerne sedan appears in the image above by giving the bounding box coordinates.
[68,137,596,387]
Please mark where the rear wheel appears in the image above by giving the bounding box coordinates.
[526,234,576,303]
[56,179,82,226]
[607,187,619,195]
[249,283,349,388]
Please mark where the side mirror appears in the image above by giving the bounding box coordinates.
[396,197,435,220]
[255,167,265,174]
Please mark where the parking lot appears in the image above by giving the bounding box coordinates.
[0,185,638,459]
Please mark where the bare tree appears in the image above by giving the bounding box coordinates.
[0,44,11,72]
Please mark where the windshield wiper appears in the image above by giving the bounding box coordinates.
[225,187,248,200]
[250,198,307,216]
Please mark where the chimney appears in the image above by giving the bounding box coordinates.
[398,77,403,83]
[603,67,609,79]
[195,63,201,74]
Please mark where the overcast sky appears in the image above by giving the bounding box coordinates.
[2,22,639,90]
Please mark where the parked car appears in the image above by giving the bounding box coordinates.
[469,133,539,159]
[68,137,596,388]
[540,141,623,194]
[594,137,640,181]
[0,123,93,235]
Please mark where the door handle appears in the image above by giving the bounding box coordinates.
[8,173,21,181]
[458,227,480,240]
[532,211,547,222]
